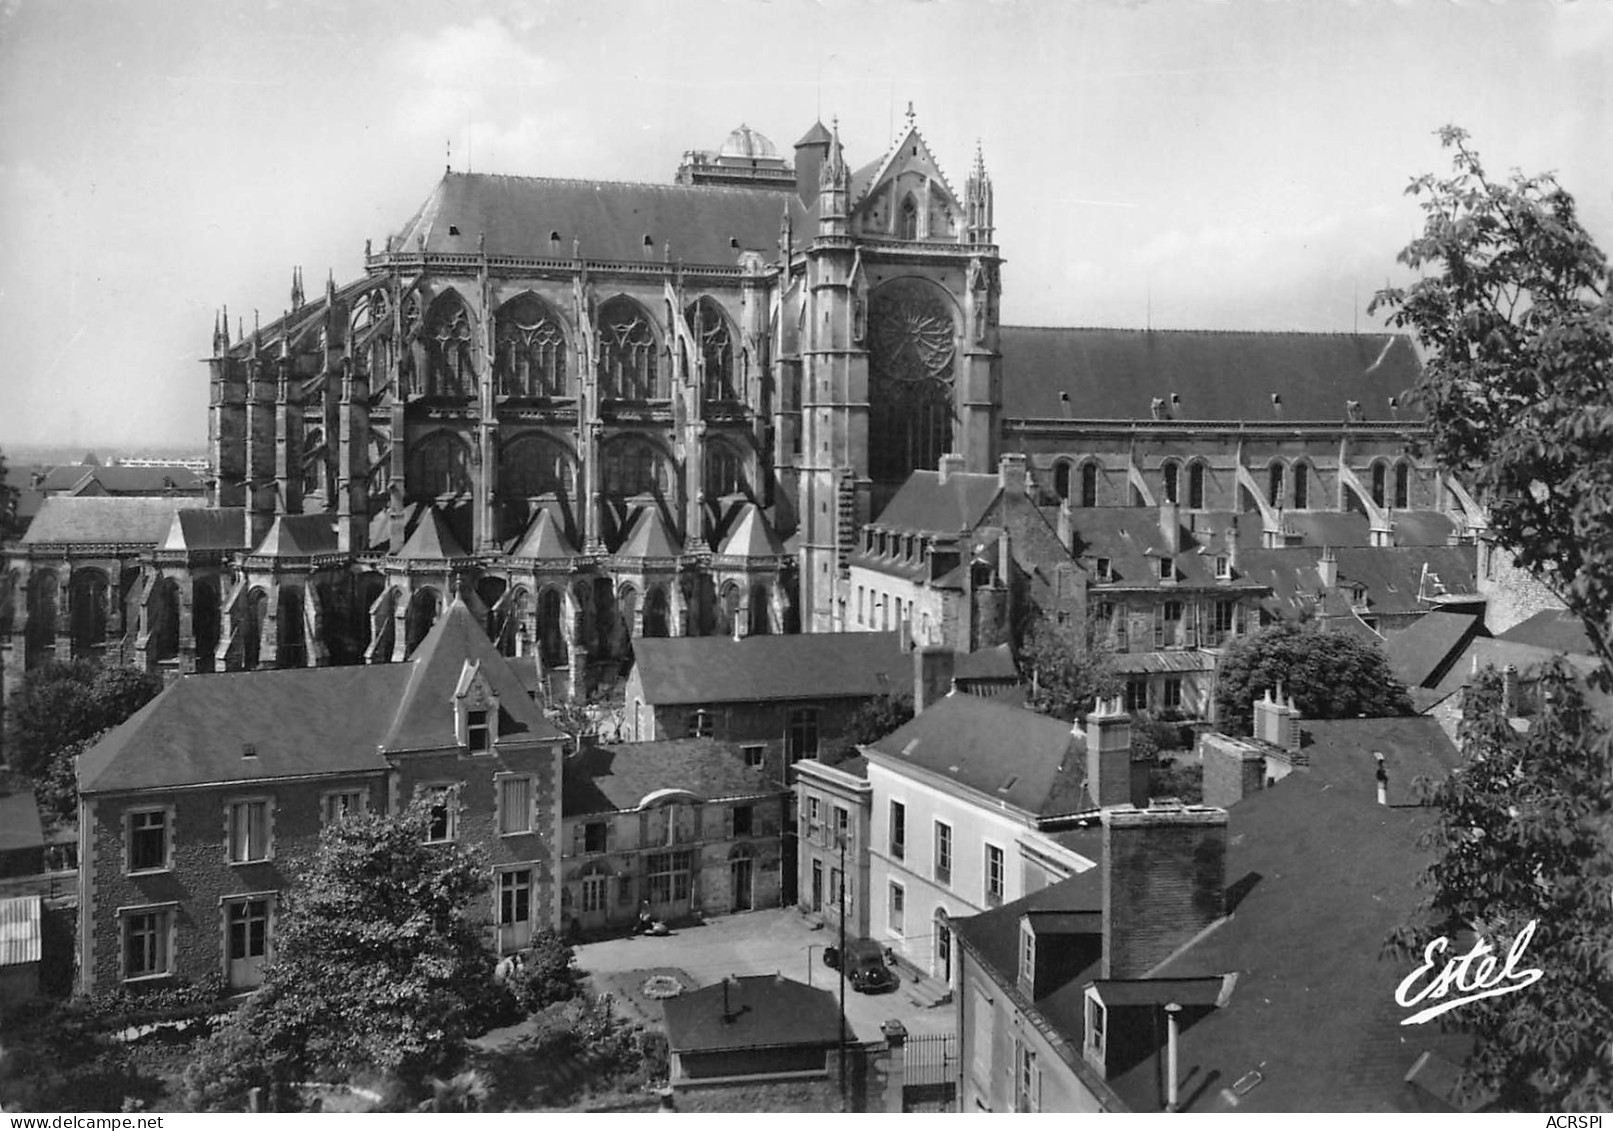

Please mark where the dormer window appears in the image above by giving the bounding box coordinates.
[1018,919,1036,995]
[1159,556,1174,581]
[1084,989,1107,1067]
[1214,555,1231,580]
[454,660,500,752]
[1095,557,1112,582]
[466,709,490,753]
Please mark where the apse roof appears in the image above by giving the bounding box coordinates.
[397,506,468,559]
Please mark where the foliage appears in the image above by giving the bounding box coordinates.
[184,800,500,1110]
[1213,621,1413,736]
[1147,759,1204,804]
[473,995,650,1110]
[0,996,165,1112]
[827,692,914,761]
[1019,612,1121,723]
[0,448,18,542]
[504,930,581,1013]
[36,730,103,826]
[7,661,163,778]
[1371,126,1613,672]
[1385,664,1613,1109]
[545,687,628,751]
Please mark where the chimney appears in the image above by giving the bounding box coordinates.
[1375,752,1389,806]
[1164,1003,1183,1112]
[1085,695,1133,808]
[1317,546,1337,590]
[1158,500,1181,555]
[998,452,1028,495]
[937,452,967,484]
[1199,733,1265,808]
[915,644,956,714]
[1057,498,1074,554]
[1252,685,1300,751]
[1224,516,1240,573]
[1100,805,1228,979]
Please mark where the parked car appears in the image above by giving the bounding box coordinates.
[822,938,900,994]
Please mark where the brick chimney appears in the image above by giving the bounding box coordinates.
[1199,733,1265,808]
[1101,805,1228,979]
[937,453,967,484]
[998,453,1028,495]
[914,644,956,714]
[1252,685,1301,751]
[1085,695,1133,808]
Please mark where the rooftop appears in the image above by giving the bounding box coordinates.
[662,974,843,1054]
[562,738,779,817]
[630,631,909,705]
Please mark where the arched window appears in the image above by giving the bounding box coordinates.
[1393,461,1411,509]
[749,583,771,636]
[302,427,328,499]
[1188,461,1206,510]
[278,587,306,668]
[424,292,474,397]
[150,578,180,662]
[1371,461,1387,508]
[406,588,442,656]
[536,588,566,668]
[242,588,268,671]
[500,434,573,499]
[687,298,737,402]
[1081,462,1099,508]
[899,195,919,240]
[1293,462,1309,509]
[603,437,669,498]
[867,279,956,484]
[1268,462,1285,508]
[70,570,109,656]
[597,298,660,400]
[705,442,746,498]
[1053,460,1072,501]
[408,431,472,499]
[1162,461,1180,505]
[495,294,567,398]
[642,587,670,639]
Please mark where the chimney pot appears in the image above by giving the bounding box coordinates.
[938,452,967,484]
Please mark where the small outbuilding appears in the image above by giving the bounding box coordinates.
[662,973,845,1085]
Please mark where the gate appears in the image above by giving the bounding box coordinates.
[902,1032,958,1112]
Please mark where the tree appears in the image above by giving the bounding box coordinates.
[184,800,501,1109]
[1019,612,1121,722]
[6,661,162,778]
[826,692,914,761]
[1386,664,1613,1110]
[1371,125,1613,673]
[0,447,19,542]
[1212,621,1412,735]
[1372,129,1613,1109]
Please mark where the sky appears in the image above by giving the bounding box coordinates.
[1,0,1610,451]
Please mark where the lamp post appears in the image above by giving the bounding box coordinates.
[837,829,848,1113]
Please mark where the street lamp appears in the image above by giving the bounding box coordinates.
[836,829,847,1113]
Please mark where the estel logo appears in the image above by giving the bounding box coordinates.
[1395,919,1544,1026]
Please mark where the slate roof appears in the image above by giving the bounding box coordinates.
[562,738,777,817]
[954,642,1018,682]
[1061,508,1262,591]
[160,508,249,552]
[397,506,468,559]
[1112,775,1471,1112]
[253,514,337,557]
[663,974,843,1054]
[37,463,204,495]
[999,327,1421,422]
[1495,609,1594,656]
[631,631,909,705]
[389,171,808,265]
[80,598,563,793]
[716,503,787,557]
[615,506,680,559]
[1423,637,1607,709]
[866,693,1091,818]
[870,469,1002,535]
[1383,610,1484,689]
[0,791,44,854]
[1237,544,1479,623]
[22,496,186,546]
[509,507,577,559]
[1297,715,1464,807]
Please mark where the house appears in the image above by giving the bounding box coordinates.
[662,973,845,1087]
[794,752,872,938]
[847,454,1085,652]
[559,737,789,933]
[859,647,1141,981]
[74,596,566,993]
[1383,609,1485,694]
[952,776,1475,1112]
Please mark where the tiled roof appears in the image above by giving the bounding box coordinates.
[80,598,562,793]
[22,496,186,546]
[1062,508,1260,591]
[867,694,1091,817]
[1383,610,1483,689]
[615,506,680,559]
[561,738,778,816]
[1495,609,1593,656]
[1113,774,1471,1112]
[390,171,809,265]
[1332,546,1478,614]
[1425,637,1606,707]
[161,508,249,552]
[870,469,1001,535]
[38,463,204,495]
[999,327,1421,422]
[954,642,1018,682]
[631,631,909,705]
[662,974,842,1054]
[1297,715,1464,807]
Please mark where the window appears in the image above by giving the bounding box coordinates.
[1372,461,1388,507]
[1125,676,1149,712]
[689,708,714,738]
[1162,461,1179,504]
[1214,599,1237,635]
[1081,462,1098,508]
[1085,994,1107,1061]
[580,873,607,913]
[498,776,533,835]
[1095,557,1112,581]
[1214,554,1230,580]
[890,800,906,859]
[322,790,365,825]
[227,800,270,863]
[806,796,821,833]
[499,869,532,926]
[647,851,692,904]
[1054,460,1072,501]
[986,844,1005,905]
[424,785,458,843]
[856,586,865,625]
[1015,1041,1041,1113]
[583,821,608,854]
[1020,921,1036,980]
[1268,463,1284,507]
[1394,462,1411,509]
[834,805,850,845]
[128,809,169,873]
[123,908,171,980]
[1158,556,1174,581]
[732,805,753,838]
[934,821,952,885]
[787,708,820,762]
[1163,676,1183,711]
[226,898,271,973]
[466,708,490,752]
[1188,462,1206,509]
[741,744,765,768]
[888,881,906,934]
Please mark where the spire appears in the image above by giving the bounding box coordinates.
[326,269,336,305]
[819,115,848,190]
[291,266,304,311]
[966,139,995,245]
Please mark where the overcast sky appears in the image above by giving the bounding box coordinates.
[2,0,1610,451]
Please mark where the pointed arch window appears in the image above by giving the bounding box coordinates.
[603,437,669,498]
[1188,461,1206,510]
[1162,461,1180,505]
[1393,462,1411,509]
[867,279,956,484]
[424,293,475,397]
[409,431,473,499]
[705,442,746,498]
[1053,460,1072,501]
[1081,462,1099,508]
[495,295,568,398]
[1371,461,1388,508]
[500,434,574,500]
[1292,462,1309,509]
[598,298,661,400]
[687,298,737,402]
[899,195,919,240]
[1268,463,1285,509]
